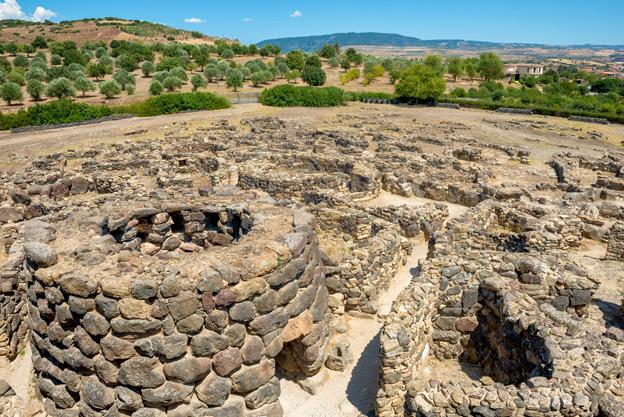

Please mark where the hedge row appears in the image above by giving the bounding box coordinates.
[0,92,230,131]
[343,91,396,101]
[438,97,624,124]
[260,85,345,107]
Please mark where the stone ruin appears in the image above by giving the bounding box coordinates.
[0,114,622,417]
[8,191,332,416]
[377,199,623,417]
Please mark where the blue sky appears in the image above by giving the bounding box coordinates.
[7,0,624,45]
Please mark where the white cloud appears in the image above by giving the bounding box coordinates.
[184,17,205,24]
[290,10,302,18]
[0,0,56,22]
[32,6,56,22]
[242,17,253,22]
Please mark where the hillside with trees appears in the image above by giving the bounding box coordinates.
[0,18,226,46]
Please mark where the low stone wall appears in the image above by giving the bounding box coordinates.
[0,247,28,359]
[606,221,624,261]
[375,263,439,417]
[17,195,332,417]
[312,204,410,314]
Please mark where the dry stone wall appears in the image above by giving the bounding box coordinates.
[19,192,331,417]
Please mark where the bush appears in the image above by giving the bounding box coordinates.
[260,85,344,107]
[129,92,230,116]
[0,82,23,105]
[339,68,360,85]
[0,93,231,130]
[450,87,467,98]
[343,91,395,102]
[149,80,163,96]
[100,80,122,99]
[0,99,113,130]
[46,77,75,99]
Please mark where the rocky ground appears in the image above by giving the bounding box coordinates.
[0,102,622,417]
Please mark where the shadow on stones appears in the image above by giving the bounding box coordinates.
[595,299,624,331]
[346,331,380,417]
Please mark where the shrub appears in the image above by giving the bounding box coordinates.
[343,91,395,102]
[301,65,326,87]
[131,92,230,116]
[0,100,113,130]
[0,82,23,105]
[46,77,75,99]
[27,79,45,101]
[149,80,163,96]
[100,80,122,99]
[127,84,136,96]
[450,87,467,98]
[339,68,360,85]
[260,85,344,107]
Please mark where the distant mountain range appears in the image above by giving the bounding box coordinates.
[257,32,624,52]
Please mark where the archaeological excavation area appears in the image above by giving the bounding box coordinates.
[0,104,622,417]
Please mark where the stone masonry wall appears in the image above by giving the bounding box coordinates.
[606,221,624,261]
[18,197,331,417]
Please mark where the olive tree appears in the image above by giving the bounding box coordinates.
[46,77,76,99]
[220,48,235,61]
[27,79,45,101]
[99,80,122,99]
[226,69,243,91]
[162,76,182,92]
[113,70,136,91]
[142,61,156,77]
[74,76,97,97]
[0,82,23,105]
[191,73,206,91]
[149,80,163,95]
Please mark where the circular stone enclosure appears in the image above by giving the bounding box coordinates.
[23,193,331,417]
